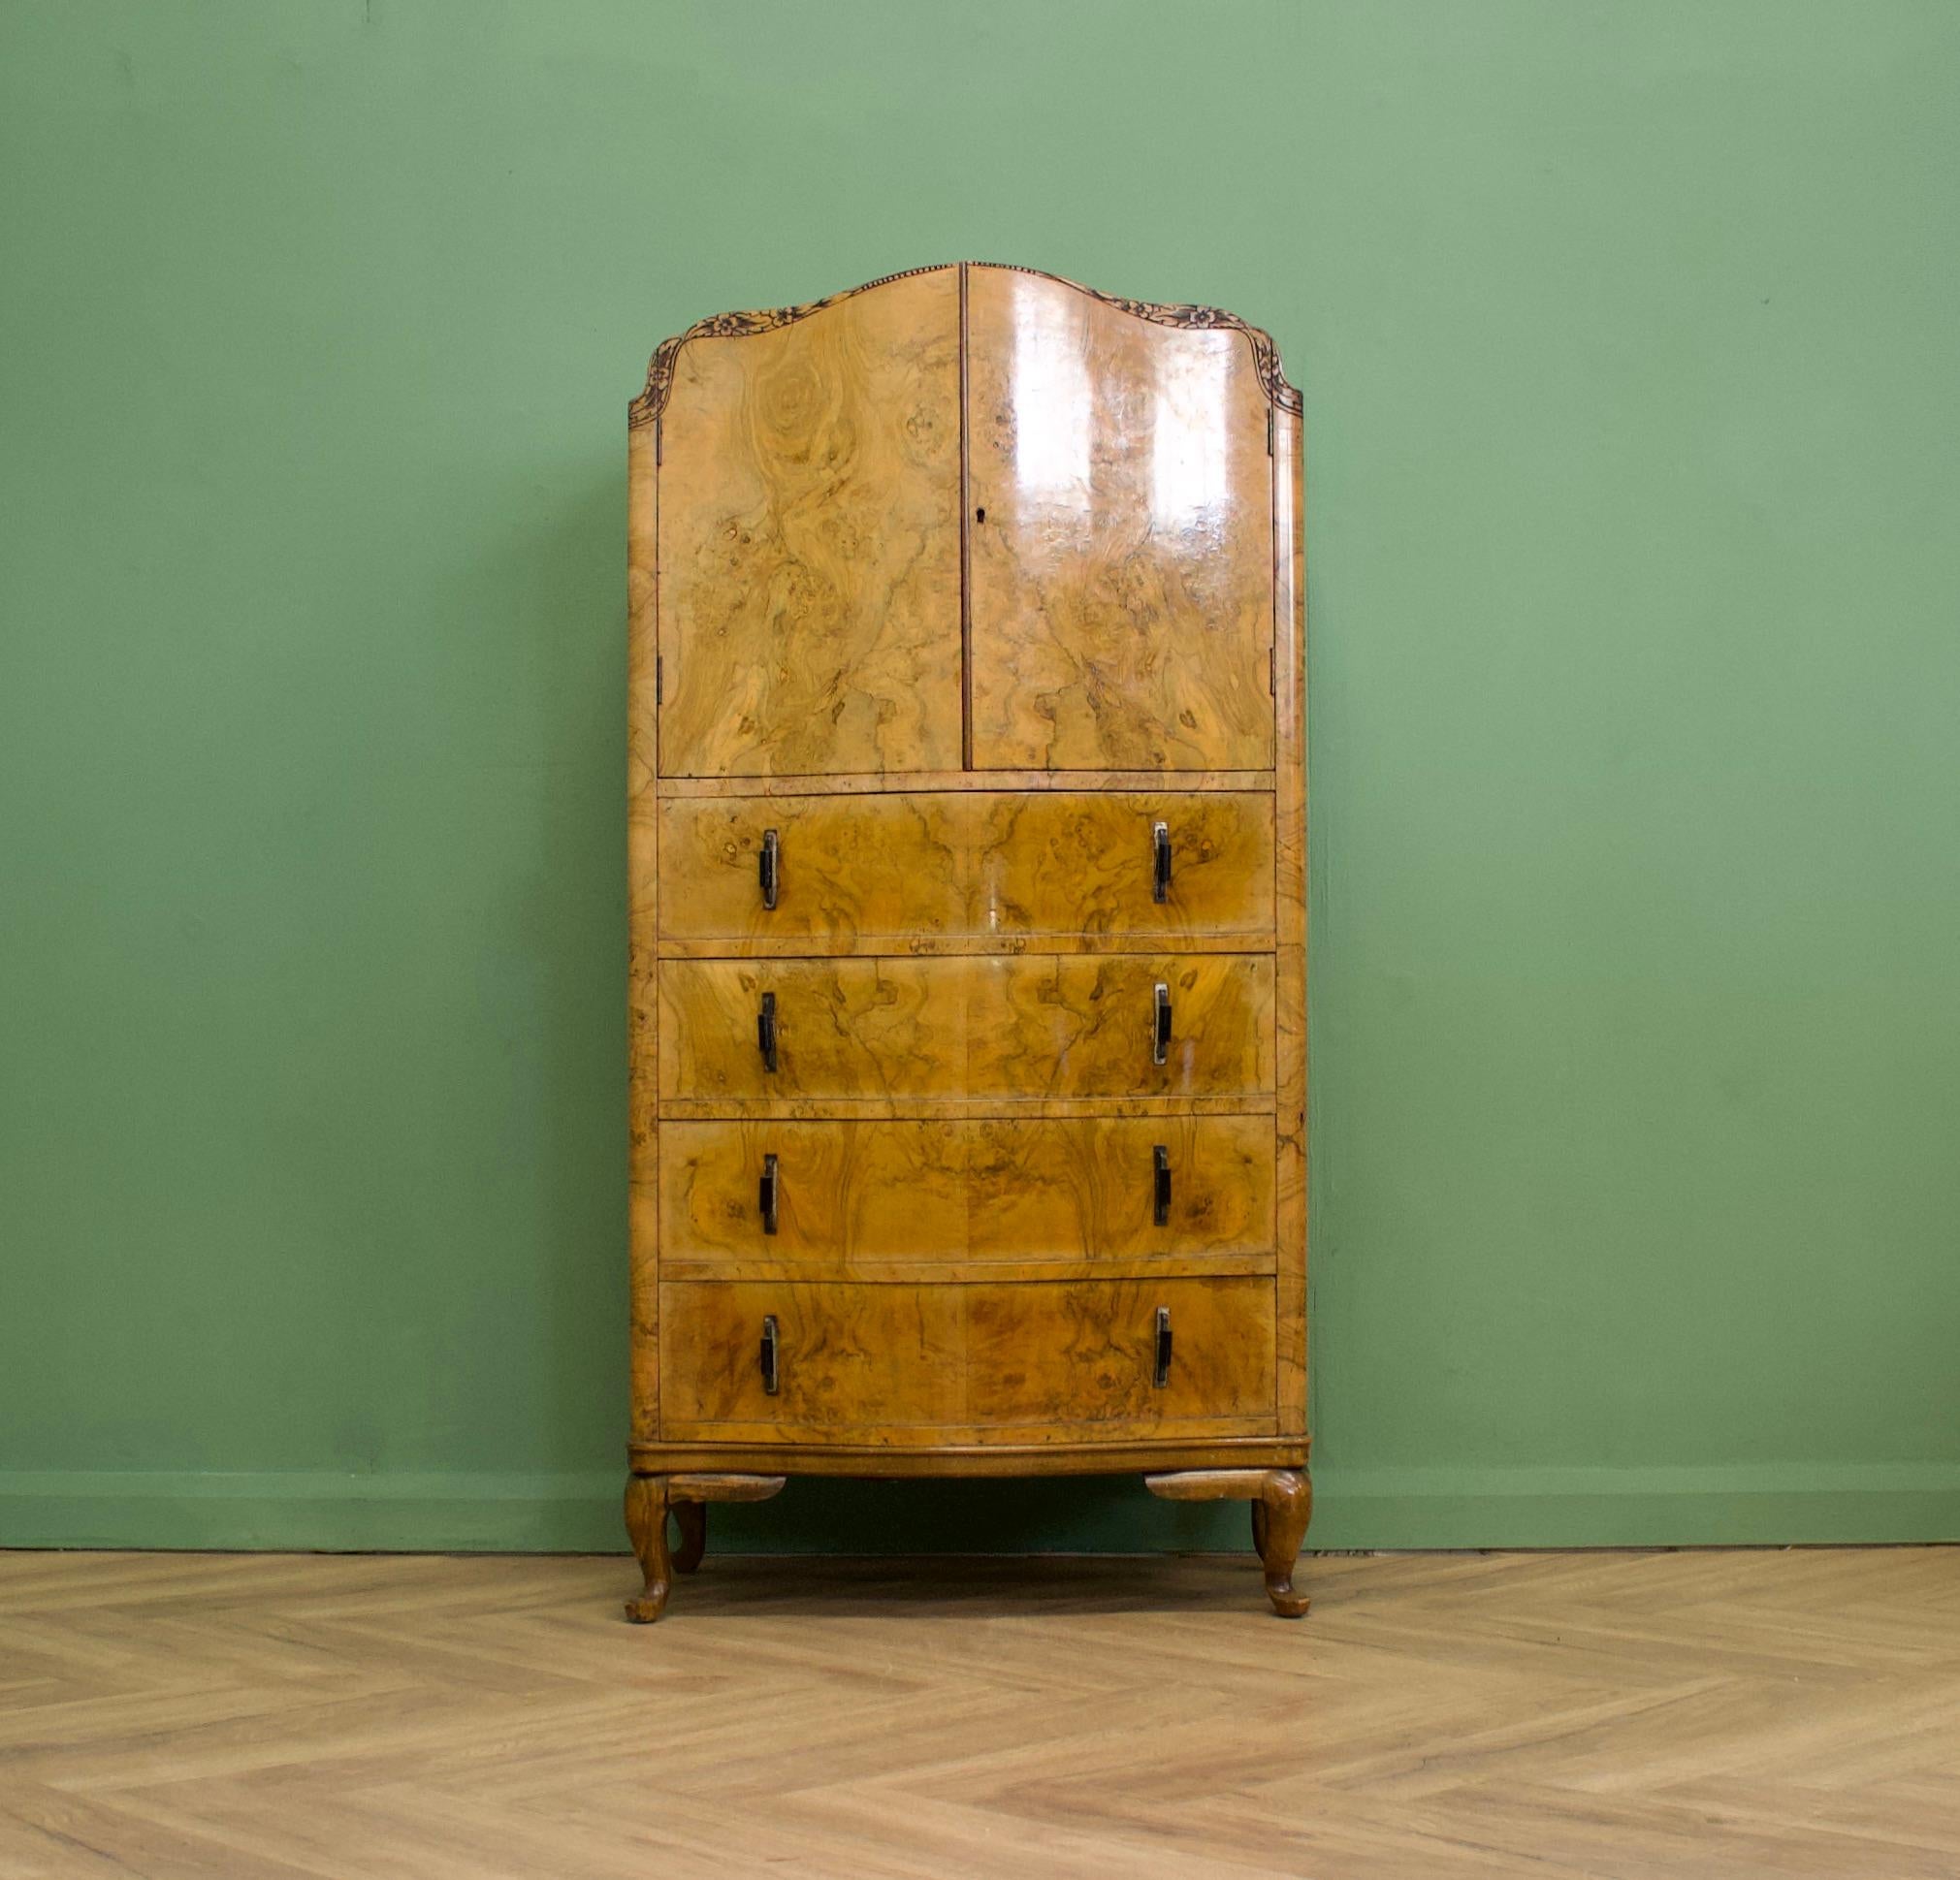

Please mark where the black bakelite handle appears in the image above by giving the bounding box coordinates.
[759,1152,779,1235]
[1153,1306,1173,1388]
[759,827,780,910]
[1153,1144,1171,1227]
[1152,982,1171,1067]
[757,991,777,1072]
[1152,820,1172,903]
[759,1314,779,1395]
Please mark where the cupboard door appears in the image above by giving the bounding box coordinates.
[657,268,964,778]
[965,267,1276,772]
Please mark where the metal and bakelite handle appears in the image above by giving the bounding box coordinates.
[1152,982,1172,1066]
[757,991,778,1073]
[1153,1144,1171,1227]
[759,1314,780,1395]
[1152,820,1172,903]
[759,827,780,910]
[759,1153,779,1235]
[1153,1306,1173,1387]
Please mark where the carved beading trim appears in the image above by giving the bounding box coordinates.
[627,261,1300,429]
[977,262,1303,416]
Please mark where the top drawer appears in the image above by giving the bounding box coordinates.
[659,792,1272,950]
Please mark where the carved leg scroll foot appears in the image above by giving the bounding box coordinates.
[1256,1469,1312,1618]
[623,1474,671,1623]
[1146,1466,1313,1617]
[672,1499,707,1576]
[625,1472,785,1622]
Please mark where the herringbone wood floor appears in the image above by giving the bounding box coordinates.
[1,1548,1955,1878]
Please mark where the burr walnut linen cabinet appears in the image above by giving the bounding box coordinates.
[626,263,1308,1618]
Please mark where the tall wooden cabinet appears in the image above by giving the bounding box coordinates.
[626,263,1309,1618]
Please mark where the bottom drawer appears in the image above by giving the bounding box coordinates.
[659,1277,1275,1445]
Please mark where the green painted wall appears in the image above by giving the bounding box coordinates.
[4,1,1956,1555]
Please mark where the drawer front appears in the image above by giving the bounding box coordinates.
[659,1277,1275,1442]
[659,795,964,945]
[971,955,1272,1099]
[964,1278,1275,1434]
[660,1116,1273,1264]
[970,793,1272,941]
[660,1282,965,1436]
[660,1120,969,1261]
[659,955,1274,1103]
[967,1116,1274,1260]
[659,958,962,1102]
[658,791,1273,948]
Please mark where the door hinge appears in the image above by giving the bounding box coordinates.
[1269,647,1276,694]
[656,654,663,705]
[655,421,662,468]
[1266,408,1273,456]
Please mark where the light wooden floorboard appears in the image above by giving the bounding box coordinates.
[0,1547,1955,1878]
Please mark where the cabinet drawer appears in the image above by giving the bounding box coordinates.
[660,1116,1273,1265]
[658,955,1274,1105]
[964,1278,1275,1434]
[659,1277,1275,1443]
[970,793,1271,942]
[659,795,964,945]
[658,791,1272,949]
[660,1282,965,1436]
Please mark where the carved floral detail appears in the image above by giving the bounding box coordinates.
[628,262,1301,428]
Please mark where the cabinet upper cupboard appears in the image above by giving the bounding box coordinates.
[635,263,1286,779]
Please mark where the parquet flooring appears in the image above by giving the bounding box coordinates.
[1,1546,1956,1878]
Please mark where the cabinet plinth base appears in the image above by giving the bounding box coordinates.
[623,1459,1311,1621]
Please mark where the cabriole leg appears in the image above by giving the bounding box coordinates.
[1256,1469,1312,1618]
[672,1498,707,1575]
[624,1473,672,1623]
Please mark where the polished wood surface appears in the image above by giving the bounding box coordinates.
[627,382,662,1448]
[966,266,1275,772]
[659,792,964,946]
[963,1276,1274,1436]
[659,1280,966,1438]
[659,954,1274,1104]
[659,1276,1275,1444]
[1272,403,1308,1430]
[967,790,1272,941]
[659,789,1273,949]
[659,1114,1273,1265]
[7,1547,1957,1879]
[657,266,963,778]
[628,266,1307,1611]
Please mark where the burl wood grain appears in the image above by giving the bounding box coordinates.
[963,1278,1274,1434]
[658,793,965,946]
[659,1119,969,1263]
[659,955,1273,1104]
[626,394,661,1447]
[659,1277,1275,1443]
[965,267,1275,771]
[659,1115,1273,1265]
[661,1282,966,1437]
[657,267,963,778]
[968,792,1272,941]
[1272,403,1308,1433]
[659,790,1273,950]
[967,955,1273,1101]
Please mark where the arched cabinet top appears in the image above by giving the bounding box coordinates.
[627,261,1301,429]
